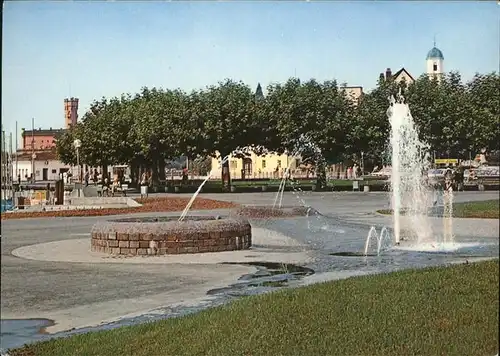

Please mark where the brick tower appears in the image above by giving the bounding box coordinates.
[64,97,79,128]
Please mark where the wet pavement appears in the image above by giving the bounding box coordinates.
[1,191,498,352]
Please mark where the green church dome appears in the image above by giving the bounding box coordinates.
[426,47,444,60]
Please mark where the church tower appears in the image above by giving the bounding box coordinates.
[426,40,444,82]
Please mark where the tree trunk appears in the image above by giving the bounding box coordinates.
[130,161,138,186]
[158,159,166,182]
[221,154,231,191]
[101,164,108,184]
[151,159,159,186]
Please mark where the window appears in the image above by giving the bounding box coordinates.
[277,160,282,168]
[262,160,266,168]
[433,63,438,72]
[52,169,57,174]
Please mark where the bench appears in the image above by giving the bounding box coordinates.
[113,184,129,197]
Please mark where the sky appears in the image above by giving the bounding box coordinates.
[2,1,499,146]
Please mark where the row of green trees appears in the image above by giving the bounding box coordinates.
[56,71,499,187]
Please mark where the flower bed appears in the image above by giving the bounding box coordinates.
[229,205,321,219]
[0,197,237,220]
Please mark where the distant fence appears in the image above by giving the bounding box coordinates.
[172,170,361,180]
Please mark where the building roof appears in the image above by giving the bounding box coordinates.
[254,83,265,100]
[392,67,415,82]
[21,128,65,137]
[426,47,444,60]
[15,149,59,161]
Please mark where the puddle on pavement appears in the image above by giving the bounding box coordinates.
[330,251,376,257]
[0,318,54,352]
[207,261,315,296]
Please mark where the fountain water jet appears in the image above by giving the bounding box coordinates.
[387,90,435,245]
[364,226,391,256]
[178,155,229,221]
[272,134,324,209]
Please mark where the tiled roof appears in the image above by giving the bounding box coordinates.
[15,150,59,161]
[21,129,65,136]
[392,67,415,82]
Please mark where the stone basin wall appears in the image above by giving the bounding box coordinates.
[91,216,252,256]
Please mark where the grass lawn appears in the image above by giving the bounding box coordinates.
[377,199,499,219]
[11,260,499,356]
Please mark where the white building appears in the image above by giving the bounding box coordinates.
[15,150,72,181]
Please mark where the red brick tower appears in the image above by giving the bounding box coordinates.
[64,97,79,128]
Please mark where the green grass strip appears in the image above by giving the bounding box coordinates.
[377,199,499,219]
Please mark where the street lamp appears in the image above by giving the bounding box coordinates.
[73,139,82,196]
[31,152,37,183]
[73,139,81,176]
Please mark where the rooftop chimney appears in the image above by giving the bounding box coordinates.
[385,68,392,80]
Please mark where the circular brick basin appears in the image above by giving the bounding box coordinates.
[230,205,321,219]
[90,216,252,256]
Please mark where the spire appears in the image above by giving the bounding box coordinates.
[254,83,264,101]
[433,34,436,47]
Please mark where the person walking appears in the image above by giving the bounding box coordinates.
[84,171,89,187]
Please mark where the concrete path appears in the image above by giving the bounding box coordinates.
[1,191,498,335]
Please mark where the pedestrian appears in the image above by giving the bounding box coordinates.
[181,167,188,184]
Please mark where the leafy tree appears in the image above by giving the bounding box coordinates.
[196,79,257,189]
[78,97,129,178]
[267,78,356,187]
[350,76,407,169]
[55,123,84,165]
[406,72,472,159]
[129,87,191,184]
[466,72,500,155]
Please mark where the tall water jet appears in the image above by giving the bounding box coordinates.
[387,90,433,245]
[443,177,454,243]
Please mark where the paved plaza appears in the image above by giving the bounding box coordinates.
[1,191,498,340]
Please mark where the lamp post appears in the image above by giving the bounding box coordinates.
[31,153,37,183]
[73,139,82,197]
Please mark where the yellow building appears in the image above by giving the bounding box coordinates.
[210,150,300,180]
[341,86,363,105]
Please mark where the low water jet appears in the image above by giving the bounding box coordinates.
[364,226,391,256]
